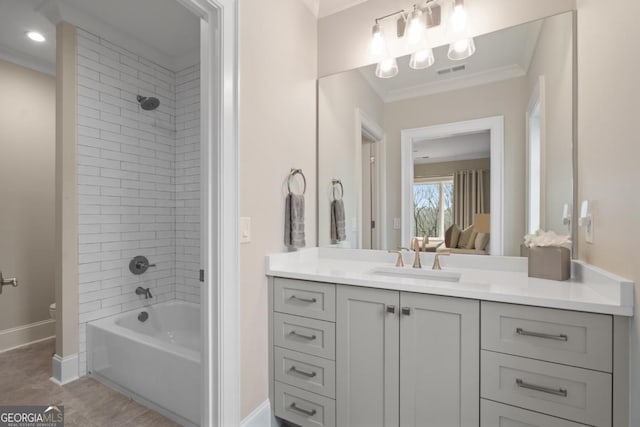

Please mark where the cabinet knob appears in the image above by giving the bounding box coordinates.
[401,307,411,316]
[386,305,396,314]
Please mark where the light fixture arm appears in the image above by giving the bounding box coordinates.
[374,9,407,25]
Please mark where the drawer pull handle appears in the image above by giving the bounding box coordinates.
[516,328,568,341]
[290,295,317,303]
[290,330,317,340]
[290,366,317,378]
[516,378,568,397]
[386,305,396,314]
[290,402,317,416]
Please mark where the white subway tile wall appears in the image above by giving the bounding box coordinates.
[175,64,201,303]
[76,29,200,375]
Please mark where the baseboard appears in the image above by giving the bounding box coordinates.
[241,400,272,427]
[0,319,55,353]
[50,353,79,385]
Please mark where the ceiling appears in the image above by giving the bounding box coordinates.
[360,19,542,102]
[0,1,56,74]
[0,0,199,75]
[413,131,490,165]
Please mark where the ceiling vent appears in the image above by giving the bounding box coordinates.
[437,64,467,75]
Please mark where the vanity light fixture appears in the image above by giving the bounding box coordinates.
[369,0,476,78]
[447,0,476,60]
[370,16,399,78]
[370,23,387,58]
[406,6,424,48]
[375,56,399,79]
[26,31,46,42]
[408,5,435,70]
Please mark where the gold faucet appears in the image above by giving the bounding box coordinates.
[432,251,450,270]
[411,238,422,269]
[387,249,405,267]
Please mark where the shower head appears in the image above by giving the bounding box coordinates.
[136,95,160,111]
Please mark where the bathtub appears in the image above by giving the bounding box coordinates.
[88,301,201,426]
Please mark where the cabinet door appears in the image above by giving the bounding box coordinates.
[400,293,479,427]
[336,286,399,427]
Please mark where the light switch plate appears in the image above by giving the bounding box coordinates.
[393,218,401,230]
[240,217,251,243]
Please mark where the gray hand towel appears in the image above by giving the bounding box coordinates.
[330,199,346,242]
[285,193,305,248]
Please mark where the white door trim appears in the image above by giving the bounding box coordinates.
[400,116,504,255]
[354,108,386,249]
[177,0,240,426]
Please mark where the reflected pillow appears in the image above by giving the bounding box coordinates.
[465,230,479,249]
[445,224,461,248]
[474,232,490,251]
[457,225,475,248]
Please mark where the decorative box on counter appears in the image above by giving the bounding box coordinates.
[528,246,571,281]
[524,231,572,281]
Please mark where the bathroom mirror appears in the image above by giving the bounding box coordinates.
[317,11,575,256]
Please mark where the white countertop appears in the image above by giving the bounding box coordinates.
[266,247,635,316]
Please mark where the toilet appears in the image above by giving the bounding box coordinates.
[49,302,56,320]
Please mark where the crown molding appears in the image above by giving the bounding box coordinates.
[385,63,526,103]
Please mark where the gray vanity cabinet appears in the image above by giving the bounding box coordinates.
[399,292,479,427]
[336,286,400,427]
[336,286,479,427]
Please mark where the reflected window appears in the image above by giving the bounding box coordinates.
[413,178,453,239]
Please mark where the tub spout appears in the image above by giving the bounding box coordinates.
[135,286,152,299]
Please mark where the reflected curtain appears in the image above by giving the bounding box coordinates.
[453,169,485,229]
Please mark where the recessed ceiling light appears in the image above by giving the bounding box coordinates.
[26,31,46,43]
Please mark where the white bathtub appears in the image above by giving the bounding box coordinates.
[88,301,201,426]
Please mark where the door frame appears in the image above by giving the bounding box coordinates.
[354,108,386,249]
[176,0,241,425]
[400,116,504,255]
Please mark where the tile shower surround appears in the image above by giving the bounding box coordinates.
[75,29,201,375]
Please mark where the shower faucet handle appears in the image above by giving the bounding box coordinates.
[129,256,156,275]
[0,271,18,295]
[136,260,156,269]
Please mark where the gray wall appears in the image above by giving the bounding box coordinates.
[526,12,573,235]
[0,59,55,338]
[318,68,384,247]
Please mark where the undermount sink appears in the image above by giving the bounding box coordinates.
[369,266,462,282]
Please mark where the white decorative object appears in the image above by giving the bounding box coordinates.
[524,230,572,249]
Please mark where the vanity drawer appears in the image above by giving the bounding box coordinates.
[481,351,611,427]
[275,347,335,398]
[274,313,336,359]
[481,301,612,372]
[481,399,589,427]
[275,381,336,427]
[274,278,336,321]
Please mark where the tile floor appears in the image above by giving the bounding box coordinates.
[0,338,179,426]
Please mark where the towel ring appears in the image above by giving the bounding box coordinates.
[287,168,306,195]
[331,179,343,201]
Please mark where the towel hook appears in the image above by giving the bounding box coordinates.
[287,168,306,195]
[331,179,344,201]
